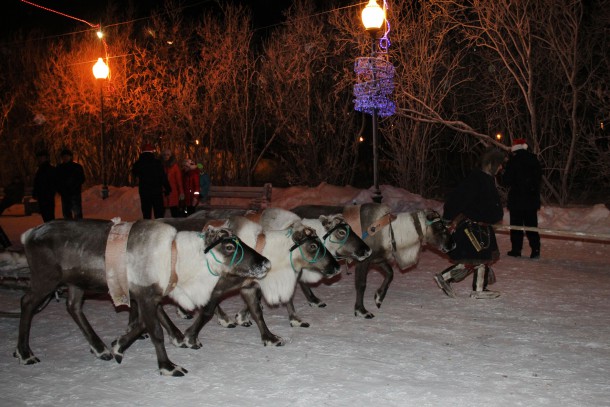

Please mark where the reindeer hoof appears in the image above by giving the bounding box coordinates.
[170,337,188,348]
[184,337,202,349]
[263,336,285,346]
[159,364,188,377]
[308,301,327,308]
[176,307,193,320]
[90,346,114,361]
[217,318,237,328]
[98,351,114,361]
[14,350,40,365]
[235,313,252,327]
[111,340,124,364]
[374,292,384,308]
[354,309,375,319]
[290,319,310,328]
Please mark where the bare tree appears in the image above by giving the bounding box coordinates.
[258,0,361,186]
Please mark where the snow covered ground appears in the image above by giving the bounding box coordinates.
[1,183,609,407]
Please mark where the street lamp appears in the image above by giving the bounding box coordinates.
[362,0,385,203]
[362,0,385,30]
[92,57,109,199]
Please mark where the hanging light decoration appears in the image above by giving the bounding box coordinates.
[354,0,395,118]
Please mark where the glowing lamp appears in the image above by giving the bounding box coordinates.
[92,58,109,80]
[361,0,385,31]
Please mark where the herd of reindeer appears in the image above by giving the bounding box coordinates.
[12,202,455,376]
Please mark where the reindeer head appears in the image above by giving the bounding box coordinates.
[319,214,371,261]
[288,221,340,277]
[202,225,270,278]
[424,210,456,253]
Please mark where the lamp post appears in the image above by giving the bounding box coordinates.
[93,57,109,199]
[362,0,385,203]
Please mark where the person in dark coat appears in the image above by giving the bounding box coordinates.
[56,149,85,220]
[132,144,171,219]
[434,148,506,299]
[0,175,24,215]
[502,138,542,259]
[32,151,57,222]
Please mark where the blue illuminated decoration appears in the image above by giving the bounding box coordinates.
[354,57,395,117]
[354,0,395,118]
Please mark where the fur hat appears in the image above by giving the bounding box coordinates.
[511,138,528,152]
[141,143,155,153]
[480,148,506,175]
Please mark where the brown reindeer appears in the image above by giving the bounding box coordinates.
[14,219,269,376]
[291,203,455,318]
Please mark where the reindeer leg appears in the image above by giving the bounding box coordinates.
[374,261,394,309]
[111,319,146,364]
[14,288,58,365]
[286,298,309,328]
[241,284,284,346]
[65,286,113,361]
[215,305,237,328]
[299,281,326,308]
[127,299,148,340]
[157,306,187,348]
[354,260,374,318]
[137,290,187,377]
[234,303,252,327]
[181,301,219,349]
[182,277,244,348]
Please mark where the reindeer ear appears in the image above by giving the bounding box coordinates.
[319,215,330,227]
[291,228,305,242]
[303,226,315,237]
[287,219,303,230]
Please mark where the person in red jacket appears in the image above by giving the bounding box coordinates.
[161,149,184,218]
[181,159,200,216]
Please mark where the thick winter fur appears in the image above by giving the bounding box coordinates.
[260,208,372,326]
[157,214,340,347]
[291,203,454,318]
[225,216,340,343]
[14,219,269,376]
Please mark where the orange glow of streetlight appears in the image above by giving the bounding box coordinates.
[92,58,109,79]
[361,0,385,31]
[496,133,503,141]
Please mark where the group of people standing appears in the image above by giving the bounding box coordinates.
[435,138,542,300]
[131,144,210,220]
[31,149,85,222]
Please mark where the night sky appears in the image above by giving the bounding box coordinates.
[2,0,305,39]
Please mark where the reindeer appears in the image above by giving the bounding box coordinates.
[14,219,269,376]
[252,207,372,327]
[150,216,340,348]
[291,203,455,318]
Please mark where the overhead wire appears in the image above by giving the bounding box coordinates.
[3,0,366,47]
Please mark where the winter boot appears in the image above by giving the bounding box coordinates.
[530,249,540,259]
[434,273,455,298]
[507,250,521,257]
[470,290,501,299]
